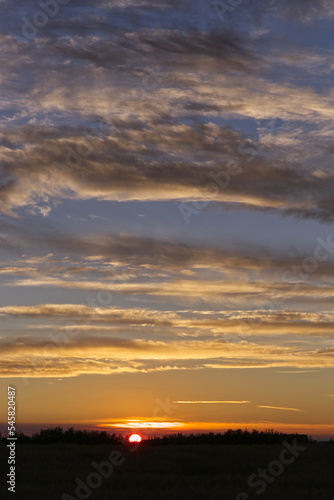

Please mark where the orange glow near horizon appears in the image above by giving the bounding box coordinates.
[94,419,334,437]
[102,420,185,429]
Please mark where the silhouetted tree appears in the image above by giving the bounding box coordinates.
[148,429,311,446]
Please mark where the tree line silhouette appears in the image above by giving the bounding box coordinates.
[0,427,313,445]
[147,429,312,445]
[0,427,121,445]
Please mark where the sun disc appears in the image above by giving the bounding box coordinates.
[129,433,142,443]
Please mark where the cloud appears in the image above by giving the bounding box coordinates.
[1,2,334,222]
[2,116,334,221]
[1,302,334,377]
[7,275,334,307]
[174,400,250,404]
[2,344,334,377]
[3,304,334,337]
[2,227,334,277]
[102,419,184,430]
[1,0,334,386]
[2,228,334,315]
[257,406,303,412]
[0,304,177,326]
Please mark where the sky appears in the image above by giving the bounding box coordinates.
[1,0,334,439]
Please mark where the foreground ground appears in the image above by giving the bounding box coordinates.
[0,442,333,499]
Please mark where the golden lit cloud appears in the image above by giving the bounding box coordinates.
[257,406,304,412]
[174,401,251,404]
[102,420,184,429]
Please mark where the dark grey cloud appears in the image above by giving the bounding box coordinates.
[1,0,332,224]
[2,120,334,222]
[2,215,334,283]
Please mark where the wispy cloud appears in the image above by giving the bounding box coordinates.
[174,400,251,404]
[1,2,334,222]
[102,420,184,429]
[257,406,304,412]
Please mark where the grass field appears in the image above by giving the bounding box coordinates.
[1,442,333,499]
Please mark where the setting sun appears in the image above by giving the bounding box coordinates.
[128,434,142,443]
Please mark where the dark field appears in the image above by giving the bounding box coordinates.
[1,442,333,500]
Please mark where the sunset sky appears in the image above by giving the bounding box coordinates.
[1,0,334,439]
